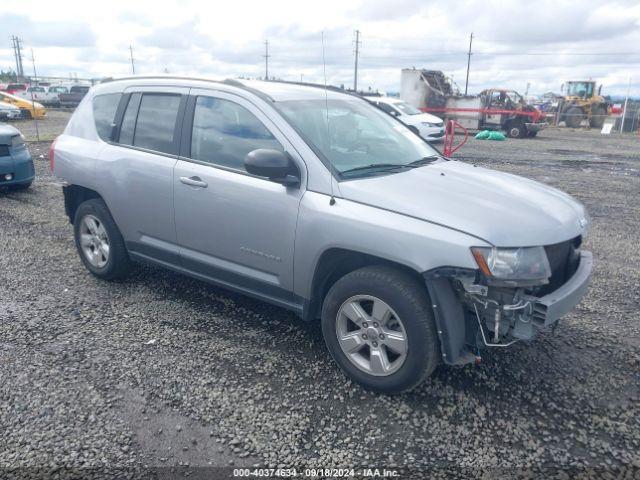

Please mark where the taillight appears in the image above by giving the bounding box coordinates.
[49,137,58,172]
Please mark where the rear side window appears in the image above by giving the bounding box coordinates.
[130,94,181,154]
[93,93,122,141]
[190,96,282,171]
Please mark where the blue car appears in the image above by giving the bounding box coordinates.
[0,123,34,190]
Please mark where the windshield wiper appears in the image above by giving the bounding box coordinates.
[340,156,441,177]
[340,163,412,175]
[406,155,441,167]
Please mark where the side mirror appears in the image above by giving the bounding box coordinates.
[245,149,300,187]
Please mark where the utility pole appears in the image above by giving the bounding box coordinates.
[620,75,631,134]
[29,49,40,141]
[129,45,135,74]
[464,32,473,96]
[353,30,361,92]
[11,36,25,81]
[11,36,18,81]
[263,40,270,80]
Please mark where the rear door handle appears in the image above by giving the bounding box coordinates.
[179,176,208,188]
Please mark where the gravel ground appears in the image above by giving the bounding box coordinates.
[1,114,639,479]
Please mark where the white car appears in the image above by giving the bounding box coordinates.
[0,101,22,120]
[367,96,445,142]
[16,85,70,106]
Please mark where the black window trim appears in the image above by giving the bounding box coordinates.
[109,91,187,158]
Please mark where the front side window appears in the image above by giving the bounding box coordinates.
[131,93,181,154]
[93,93,122,141]
[190,96,282,172]
[278,98,440,178]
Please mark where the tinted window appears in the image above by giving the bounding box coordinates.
[118,93,141,146]
[132,94,181,154]
[190,96,282,171]
[376,102,395,115]
[93,93,122,141]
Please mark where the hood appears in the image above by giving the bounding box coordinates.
[0,123,21,144]
[338,160,588,246]
[415,112,443,124]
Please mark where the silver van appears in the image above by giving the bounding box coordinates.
[51,77,592,393]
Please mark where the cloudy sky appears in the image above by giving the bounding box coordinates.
[1,0,639,97]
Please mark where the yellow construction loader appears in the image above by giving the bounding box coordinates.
[558,80,609,128]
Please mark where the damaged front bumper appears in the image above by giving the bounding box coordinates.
[424,250,593,366]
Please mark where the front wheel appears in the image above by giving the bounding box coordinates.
[506,120,527,138]
[321,266,440,393]
[73,198,132,280]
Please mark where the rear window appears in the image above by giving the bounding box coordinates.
[132,94,181,154]
[71,86,90,94]
[93,93,122,141]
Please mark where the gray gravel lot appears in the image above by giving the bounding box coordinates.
[1,113,639,478]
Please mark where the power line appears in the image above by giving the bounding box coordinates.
[354,31,360,88]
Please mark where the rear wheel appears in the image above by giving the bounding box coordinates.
[590,106,606,128]
[506,120,526,138]
[321,265,440,393]
[73,198,132,280]
[565,107,584,128]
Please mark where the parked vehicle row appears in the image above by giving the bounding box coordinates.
[51,77,592,393]
[0,82,90,108]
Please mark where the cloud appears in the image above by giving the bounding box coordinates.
[0,14,95,47]
[138,19,211,50]
[0,0,638,97]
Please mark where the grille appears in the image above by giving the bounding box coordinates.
[539,236,581,295]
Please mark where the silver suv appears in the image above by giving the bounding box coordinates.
[52,77,592,393]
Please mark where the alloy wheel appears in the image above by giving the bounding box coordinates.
[79,214,110,268]
[335,295,408,376]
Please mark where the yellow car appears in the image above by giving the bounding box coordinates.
[0,91,47,119]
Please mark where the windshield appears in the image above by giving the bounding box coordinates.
[566,82,594,98]
[278,98,440,178]
[393,101,421,115]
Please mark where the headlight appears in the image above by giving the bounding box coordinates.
[471,246,551,282]
[11,134,25,148]
[421,122,437,127]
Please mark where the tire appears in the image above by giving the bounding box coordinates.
[527,131,538,138]
[321,265,440,393]
[73,198,132,280]
[22,109,32,120]
[506,120,526,138]
[565,107,584,128]
[590,106,606,129]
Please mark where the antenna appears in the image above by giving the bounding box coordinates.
[321,31,336,206]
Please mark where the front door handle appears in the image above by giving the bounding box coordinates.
[179,176,208,188]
